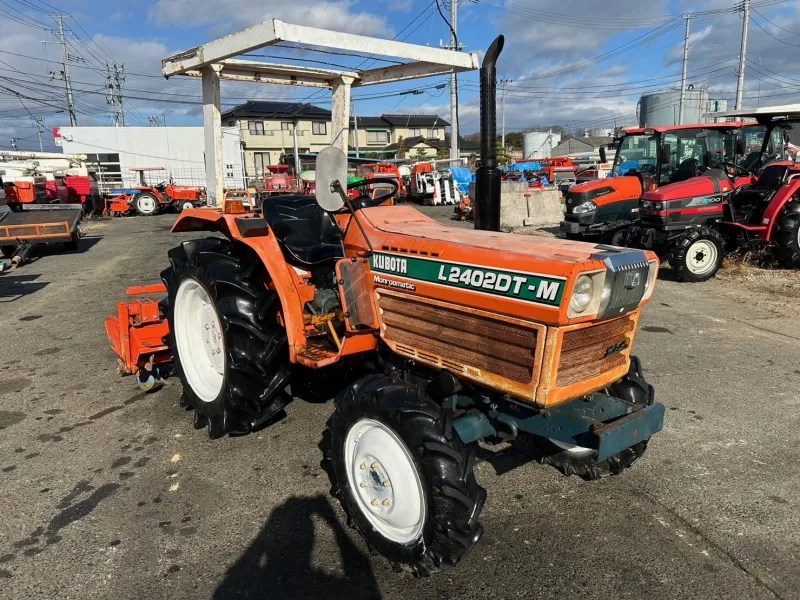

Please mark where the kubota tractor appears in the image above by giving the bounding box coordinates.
[106,168,207,216]
[560,122,752,245]
[624,105,800,281]
[107,33,665,576]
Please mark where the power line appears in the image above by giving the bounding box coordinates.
[750,12,800,46]
[752,7,800,35]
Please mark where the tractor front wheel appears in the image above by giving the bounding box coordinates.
[321,375,485,577]
[774,200,800,268]
[669,227,725,282]
[535,356,653,480]
[135,194,158,216]
[162,238,292,439]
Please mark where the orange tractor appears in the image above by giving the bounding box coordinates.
[105,168,206,216]
[107,32,664,576]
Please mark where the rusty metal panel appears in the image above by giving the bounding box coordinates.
[556,315,635,388]
[377,290,539,388]
[337,258,378,330]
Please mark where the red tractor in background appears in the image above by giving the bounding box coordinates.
[105,167,207,216]
[623,105,800,282]
[256,165,303,201]
[359,162,407,200]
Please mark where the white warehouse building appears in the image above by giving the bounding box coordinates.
[56,126,245,193]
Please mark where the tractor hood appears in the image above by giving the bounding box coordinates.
[642,174,732,202]
[566,176,642,208]
[357,205,658,325]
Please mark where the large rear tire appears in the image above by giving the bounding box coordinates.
[774,200,800,268]
[135,194,158,216]
[669,227,725,282]
[161,237,291,439]
[321,375,485,577]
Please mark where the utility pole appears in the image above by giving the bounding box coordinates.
[10,138,17,150]
[735,0,750,110]
[352,97,359,159]
[53,14,77,126]
[31,117,45,152]
[678,14,692,125]
[448,0,459,162]
[500,78,511,151]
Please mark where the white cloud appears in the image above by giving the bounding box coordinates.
[389,0,414,12]
[149,0,392,37]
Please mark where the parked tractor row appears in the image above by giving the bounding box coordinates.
[561,107,800,282]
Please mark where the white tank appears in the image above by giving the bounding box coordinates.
[523,131,561,159]
[639,87,710,127]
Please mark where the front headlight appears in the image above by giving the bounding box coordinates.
[570,274,595,314]
[571,200,597,214]
[641,259,659,301]
[640,200,652,210]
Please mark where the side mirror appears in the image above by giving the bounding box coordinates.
[599,146,607,163]
[315,146,347,212]
[660,144,671,164]
[735,138,746,156]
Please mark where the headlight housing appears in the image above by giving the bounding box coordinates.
[641,259,659,301]
[640,200,652,210]
[567,270,606,318]
[571,200,597,214]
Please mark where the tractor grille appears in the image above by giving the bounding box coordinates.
[378,292,538,384]
[556,314,635,388]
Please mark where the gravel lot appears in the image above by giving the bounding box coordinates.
[1,208,798,600]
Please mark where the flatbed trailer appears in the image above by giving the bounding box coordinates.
[0,203,83,269]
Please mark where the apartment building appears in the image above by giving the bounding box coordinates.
[349,114,449,152]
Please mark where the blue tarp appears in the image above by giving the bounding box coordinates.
[443,167,472,195]
[507,161,542,172]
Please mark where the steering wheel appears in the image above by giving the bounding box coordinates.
[717,162,750,179]
[344,176,399,209]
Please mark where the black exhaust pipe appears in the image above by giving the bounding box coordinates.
[474,35,504,232]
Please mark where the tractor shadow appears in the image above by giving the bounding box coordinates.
[0,273,49,302]
[213,495,380,600]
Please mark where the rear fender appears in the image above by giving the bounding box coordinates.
[764,178,800,242]
[171,209,309,362]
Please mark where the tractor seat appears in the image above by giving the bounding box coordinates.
[261,195,345,266]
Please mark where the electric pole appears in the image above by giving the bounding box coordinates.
[53,14,77,126]
[500,78,511,151]
[735,0,750,110]
[31,117,45,152]
[352,98,360,159]
[448,0,459,162]
[10,138,17,150]
[106,64,127,127]
[678,14,691,125]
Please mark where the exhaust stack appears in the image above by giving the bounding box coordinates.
[474,35,504,232]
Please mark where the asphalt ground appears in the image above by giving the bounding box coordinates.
[0,207,798,600]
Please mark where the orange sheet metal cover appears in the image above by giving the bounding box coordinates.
[570,176,643,208]
[351,206,616,326]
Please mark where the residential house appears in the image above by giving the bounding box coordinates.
[551,135,614,157]
[349,114,450,156]
[221,101,332,179]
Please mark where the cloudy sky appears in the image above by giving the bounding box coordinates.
[0,0,798,150]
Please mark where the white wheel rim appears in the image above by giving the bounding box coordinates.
[138,196,156,213]
[173,278,225,402]
[610,230,626,246]
[182,202,194,211]
[686,239,718,275]
[550,439,595,456]
[344,419,426,544]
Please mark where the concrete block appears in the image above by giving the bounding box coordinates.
[498,182,563,231]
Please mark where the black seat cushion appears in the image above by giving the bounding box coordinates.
[261,195,345,266]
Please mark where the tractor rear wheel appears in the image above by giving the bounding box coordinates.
[534,356,653,481]
[321,375,485,577]
[774,200,800,268]
[162,237,291,439]
[136,194,158,216]
[669,227,725,282]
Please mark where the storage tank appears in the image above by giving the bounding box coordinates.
[523,130,561,159]
[638,87,710,127]
[706,98,728,122]
[588,128,614,137]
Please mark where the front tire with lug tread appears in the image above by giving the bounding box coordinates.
[321,374,485,577]
[534,355,653,481]
[774,199,800,268]
[669,226,725,282]
[162,237,291,439]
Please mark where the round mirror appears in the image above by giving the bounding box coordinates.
[315,146,347,212]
